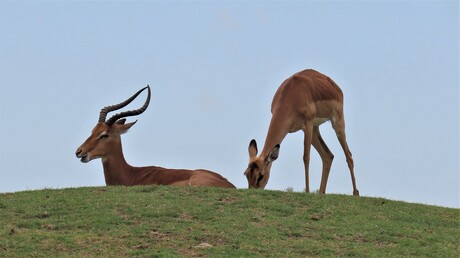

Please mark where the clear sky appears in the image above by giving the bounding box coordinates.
[0,1,458,208]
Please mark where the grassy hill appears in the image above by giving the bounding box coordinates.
[1,186,458,257]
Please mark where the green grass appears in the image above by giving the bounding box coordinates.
[1,186,458,257]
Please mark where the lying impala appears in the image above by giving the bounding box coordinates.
[76,86,235,188]
[245,69,359,196]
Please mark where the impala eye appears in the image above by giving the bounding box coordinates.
[99,134,109,139]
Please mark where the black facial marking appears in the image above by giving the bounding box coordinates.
[249,162,258,171]
[256,174,264,185]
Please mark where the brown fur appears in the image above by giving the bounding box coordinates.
[76,119,235,189]
[279,69,343,103]
[245,69,359,196]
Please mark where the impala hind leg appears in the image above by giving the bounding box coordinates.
[332,114,359,196]
[303,124,314,193]
[312,126,334,194]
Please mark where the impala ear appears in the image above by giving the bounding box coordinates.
[115,120,137,135]
[116,118,127,125]
[265,144,280,163]
[248,139,258,158]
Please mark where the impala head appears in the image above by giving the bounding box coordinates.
[244,139,280,189]
[75,86,151,163]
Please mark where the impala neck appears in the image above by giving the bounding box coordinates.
[261,112,289,157]
[101,137,134,185]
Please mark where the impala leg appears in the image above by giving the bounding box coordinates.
[312,126,334,194]
[303,124,314,193]
[332,115,359,196]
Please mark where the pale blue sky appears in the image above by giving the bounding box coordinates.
[0,1,458,208]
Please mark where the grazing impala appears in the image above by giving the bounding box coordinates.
[245,69,359,196]
[76,86,235,188]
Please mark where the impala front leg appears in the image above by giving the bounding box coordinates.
[303,123,314,193]
[312,126,334,194]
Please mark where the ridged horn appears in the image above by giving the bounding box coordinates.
[98,86,151,126]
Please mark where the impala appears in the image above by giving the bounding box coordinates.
[76,86,235,188]
[244,69,359,196]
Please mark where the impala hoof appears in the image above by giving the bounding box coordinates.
[353,190,360,196]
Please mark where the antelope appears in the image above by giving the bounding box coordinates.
[75,86,235,188]
[244,69,359,196]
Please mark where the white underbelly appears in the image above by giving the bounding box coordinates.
[313,117,329,126]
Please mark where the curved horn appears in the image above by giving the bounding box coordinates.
[98,86,150,123]
[99,86,151,126]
